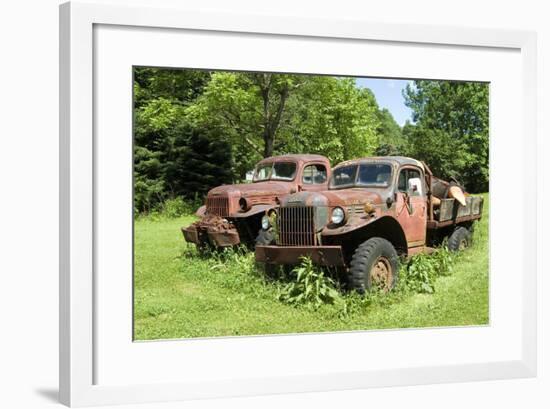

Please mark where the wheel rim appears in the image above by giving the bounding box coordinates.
[369,256,393,292]
[459,238,468,250]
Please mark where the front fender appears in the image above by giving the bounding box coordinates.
[321,213,379,236]
[230,204,277,218]
[195,205,206,217]
[322,215,408,255]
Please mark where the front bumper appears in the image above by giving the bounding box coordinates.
[255,245,345,266]
[181,223,240,247]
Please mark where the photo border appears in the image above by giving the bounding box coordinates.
[59,1,537,406]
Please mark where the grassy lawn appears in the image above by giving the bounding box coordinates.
[134,194,489,340]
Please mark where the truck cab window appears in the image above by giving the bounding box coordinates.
[398,168,422,194]
[302,164,327,184]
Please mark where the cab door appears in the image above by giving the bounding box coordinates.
[299,162,329,192]
[395,166,427,246]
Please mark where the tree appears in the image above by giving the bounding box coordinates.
[134,67,211,108]
[133,68,234,213]
[403,81,489,192]
[186,74,381,174]
[185,72,306,176]
[374,108,405,156]
[288,77,380,163]
[405,126,470,182]
[164,127,233,199]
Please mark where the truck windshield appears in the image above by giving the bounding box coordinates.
[253,162,297,182]
[330,163,392,188]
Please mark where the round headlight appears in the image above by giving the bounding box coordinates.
[331,207,345,224]
[261,215,270,230]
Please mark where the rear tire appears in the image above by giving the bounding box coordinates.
[349,237,399,293]
[447,226,472,252]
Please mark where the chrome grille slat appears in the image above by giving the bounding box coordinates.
[346,205,365,215]
[277,206,316,246]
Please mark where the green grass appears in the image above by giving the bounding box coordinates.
[134,194,489,340]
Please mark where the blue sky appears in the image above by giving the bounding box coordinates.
[355,78,413,126]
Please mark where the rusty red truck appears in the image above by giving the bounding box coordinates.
[255,156,483,292]
[182,154,331,249]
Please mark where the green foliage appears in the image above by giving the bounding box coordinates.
[185,72,300,176]
[164,127,234,199]
[135,196,202,221]
[133,68,232,213]
[400,247,455,294]
[278,257,342,309]
[404,127,470,182]
[374,108,405,156]
[134,67,211,107]
[159,197,202,219]
[160,197,189,219]
[287,77,381,164]
[209,247,263,290]
[403,81,489,192]
[185,73,381,176]
[134,146,166,213]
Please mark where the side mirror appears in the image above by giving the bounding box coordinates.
[408,178,423,196]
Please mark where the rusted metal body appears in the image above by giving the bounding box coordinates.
[182,154,331,248]
[255,156,484,267]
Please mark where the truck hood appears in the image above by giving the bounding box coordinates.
[281,188,383,207]
[322,189,384,206]
[208,181,291,198]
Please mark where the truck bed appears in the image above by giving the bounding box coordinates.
[427,196,484,229]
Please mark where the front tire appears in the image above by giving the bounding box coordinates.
[349,237,399,293]
[447,226,472,252]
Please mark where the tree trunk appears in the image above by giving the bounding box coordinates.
[264,134,274,157]
[255,73,289,158]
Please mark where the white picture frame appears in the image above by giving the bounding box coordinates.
[59,1,537,407]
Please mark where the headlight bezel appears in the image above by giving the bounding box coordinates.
[331,206,346,225]
[239,197,250,212]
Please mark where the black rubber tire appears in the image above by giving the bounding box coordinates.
[349,237,399,294]
[447,226,472,252]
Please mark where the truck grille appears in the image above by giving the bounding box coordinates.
[206,197,229,217]
[277,206,316,246]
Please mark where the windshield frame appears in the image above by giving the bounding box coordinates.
[252,160,298,183]
[329,162,393,189]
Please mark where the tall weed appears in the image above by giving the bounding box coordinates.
[400,247,455,294]
[278,257,342,309]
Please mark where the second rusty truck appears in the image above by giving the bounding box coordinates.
[182,154,331,249]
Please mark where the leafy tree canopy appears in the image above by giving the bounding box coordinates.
[403,81,489,192]
[186,73,381,175]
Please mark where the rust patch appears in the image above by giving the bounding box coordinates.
[255,245,345,266]
[182,215,240,247]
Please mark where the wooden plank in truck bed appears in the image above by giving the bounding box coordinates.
[427,196,484,229]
